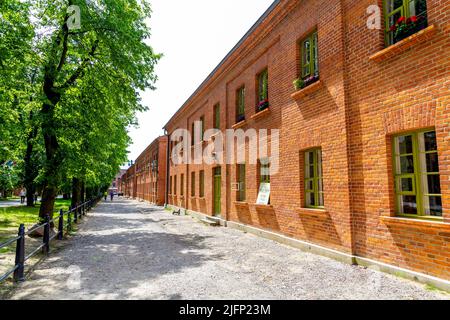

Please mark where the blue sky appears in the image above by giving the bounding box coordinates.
[127,0,275,161]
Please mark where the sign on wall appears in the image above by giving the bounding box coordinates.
[256,183,270,205]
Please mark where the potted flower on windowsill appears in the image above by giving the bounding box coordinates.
[236,114,245,123]
[293,74,320,91]
[257,99,269,112]
[390,15,427,44]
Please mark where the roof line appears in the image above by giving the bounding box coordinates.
[163,0,281,129]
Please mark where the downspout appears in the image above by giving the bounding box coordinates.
[164,128,170,208]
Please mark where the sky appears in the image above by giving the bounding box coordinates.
[126,0,275,162]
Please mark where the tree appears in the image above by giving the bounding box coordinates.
[28,0,160,218]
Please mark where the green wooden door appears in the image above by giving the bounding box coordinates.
[213,167,221,217]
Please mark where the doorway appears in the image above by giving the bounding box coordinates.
[213,167,221,217]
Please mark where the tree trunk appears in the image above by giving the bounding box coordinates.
[38,103,62,219]
[71,177,81,209]
[24,125,38,207]
[39,186,58,219]
[81,180,85,203]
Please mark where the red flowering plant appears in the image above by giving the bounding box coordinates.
[257,99,269,112]
[390,15,423,43]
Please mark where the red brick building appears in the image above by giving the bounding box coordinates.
[159,0,450,284]
[121,136,168,206]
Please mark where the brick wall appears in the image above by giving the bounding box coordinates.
[159,0,450,280]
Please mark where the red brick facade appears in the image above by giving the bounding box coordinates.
[121,136,168,206]
[129,0,450,281]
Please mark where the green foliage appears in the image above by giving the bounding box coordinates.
[0,0,160,213]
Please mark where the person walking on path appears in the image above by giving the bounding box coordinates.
[110,191,114,202]
[104,192,108,201]
[20,189,26,204]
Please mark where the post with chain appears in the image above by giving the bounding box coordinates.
[42,215,50,255]
[58,209,64,240]
[13,224,25,282]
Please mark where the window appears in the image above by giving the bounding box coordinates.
[169,176,172,195]
[180,174,184,196]
[191,172,196,197]
[191,122,195,146]
[213,103,220,129]
[304,149,324,208]
[174,175,177,195]
[257,69,269,112]
[237,164,246,201]
[200,116,205,141]
[384,0,428,46]
[199,170,205,198]
[236,86,245,123]
[393,130,442,217]
[301,31,319,80]
[259,158,271,184]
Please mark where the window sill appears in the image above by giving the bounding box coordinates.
[198,197,206,200]
[290,80,323,101]
[251,108,271,121]
[232,120,247,130]
[254,204,273,209]
[369,25,437,63]
[380,215,448,227]
[234,201,249,207]
[298,207,327,216]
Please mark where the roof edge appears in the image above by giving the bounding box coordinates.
[163,0,281,130]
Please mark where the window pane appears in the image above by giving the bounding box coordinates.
[426,153,439,173]
[399,155,415,174]
[397,135,413,154]
[386,0,404,12]
[318,192,324,207]
[424,196,442,217]
[400,195,417,214]
[306,192,315,207]
[313,32,319,76]
[306,179,314,191]
[423,131,437,152]
[399,177,414,192]
[424,175,441,195]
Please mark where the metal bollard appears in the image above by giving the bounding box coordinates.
[42,215,50,254]
[13,224,25,282]
[58,209,64,240]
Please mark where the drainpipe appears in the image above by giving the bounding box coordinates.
[164,129,170,208]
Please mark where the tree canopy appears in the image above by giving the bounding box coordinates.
[0,0,160,216]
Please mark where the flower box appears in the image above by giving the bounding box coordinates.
[256,99,269,112]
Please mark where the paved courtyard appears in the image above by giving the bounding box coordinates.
[8,199,449,300]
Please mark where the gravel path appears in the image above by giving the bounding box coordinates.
[8,199,449,300]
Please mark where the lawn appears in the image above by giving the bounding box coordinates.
[0,199,72,249]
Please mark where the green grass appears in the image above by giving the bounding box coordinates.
[0,199,72,248]
[0,197,20,202]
